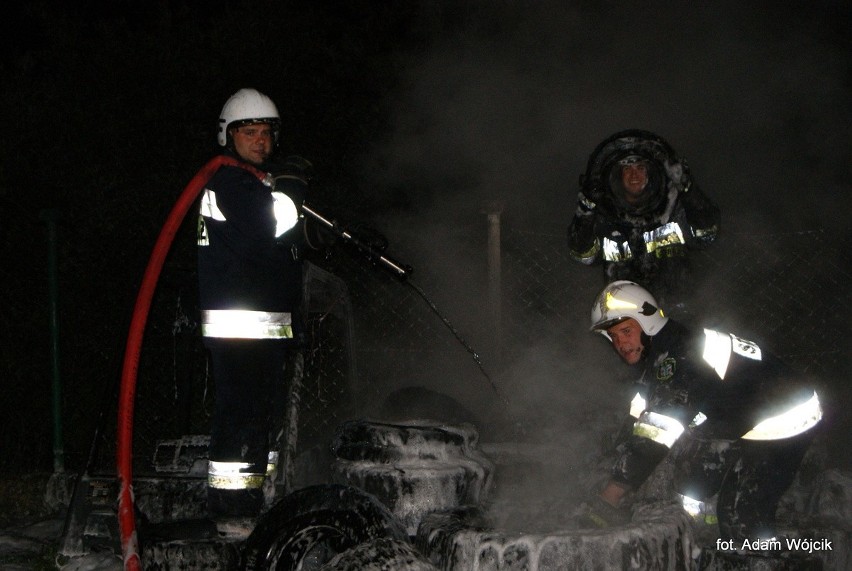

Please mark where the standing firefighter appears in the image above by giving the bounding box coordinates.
[581,281,822,542]
[197,88,310,531]
[567,130,720,305]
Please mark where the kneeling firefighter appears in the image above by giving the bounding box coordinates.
[581,280,822,541]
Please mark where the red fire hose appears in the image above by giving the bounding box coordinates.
[116,155,267,569]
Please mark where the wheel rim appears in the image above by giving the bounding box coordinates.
[265,524,350,570]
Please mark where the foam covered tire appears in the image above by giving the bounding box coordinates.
[242,484,407,570]
[416,502,695,570]
[319,537,438,570]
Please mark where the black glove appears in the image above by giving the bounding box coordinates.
[574,191,598,217]
[281,155,314,184]
[350,223,389,254]
[575,495,631,529]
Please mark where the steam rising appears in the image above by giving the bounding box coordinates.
[353,0,851,522]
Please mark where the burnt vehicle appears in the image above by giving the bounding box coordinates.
[57,157,846,570]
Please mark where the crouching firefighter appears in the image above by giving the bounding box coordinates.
[197,88,316,530]
[580,280,822,541]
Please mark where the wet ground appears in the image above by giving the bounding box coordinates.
[0,517,64,570]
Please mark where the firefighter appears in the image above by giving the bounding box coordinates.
[581,281,822,541]
[567,130,720,306]
[197,88,311,529]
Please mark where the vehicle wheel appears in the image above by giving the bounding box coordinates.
[331,419,494,535]
[416,501,694,570]
[242,484,407,570]
[319,537,438,571]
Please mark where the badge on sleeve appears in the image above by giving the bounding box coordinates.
[657,357,676,381]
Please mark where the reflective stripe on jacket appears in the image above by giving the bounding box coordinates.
[201,309,293,339]
[208,461,265,490]
[601,221,686,262]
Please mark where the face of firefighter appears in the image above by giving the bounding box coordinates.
[607,318,645,365]
[621,163,649,203]
[231,123,274,166]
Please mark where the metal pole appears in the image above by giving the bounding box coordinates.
[40,208,64,474]
[482,201,503,364]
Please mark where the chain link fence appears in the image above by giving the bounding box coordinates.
[80,212,851,477]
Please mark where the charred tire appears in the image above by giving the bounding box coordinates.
[319,537,438,571]
[242,484,407,571]
[417,502,694,570]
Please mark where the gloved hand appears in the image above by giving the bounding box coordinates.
[282,155,314,183]
[574,191,598,217]
[350,223,389,253]
[575,495,631,529]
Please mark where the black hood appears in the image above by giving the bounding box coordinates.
[580,129,691,219]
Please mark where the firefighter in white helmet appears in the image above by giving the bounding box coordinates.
[579,281,822,542]
[197,88,314,532]
[567,130,720,307]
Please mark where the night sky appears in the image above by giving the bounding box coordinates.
[1,1,849,471]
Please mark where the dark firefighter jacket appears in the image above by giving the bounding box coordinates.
[612,320,822,489]
[197,151,308,340]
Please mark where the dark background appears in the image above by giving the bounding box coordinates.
[1,1,849,474]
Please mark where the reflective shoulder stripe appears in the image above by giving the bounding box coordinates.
[702,329,732,379]
[201,187,299,239]
[702,329,762,380]
[633,411,685,448]
[271,191,299,237]
[742,391,822,440]
[629,392,646,418]
[603,237,632,262]
[208,461,266,490]
[200,188,226,221]
[201,309,293,339]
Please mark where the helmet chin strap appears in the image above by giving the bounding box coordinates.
[639,332,652,361]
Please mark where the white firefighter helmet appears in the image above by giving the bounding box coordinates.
[217,88,280,147]
[590,280,668,339]
[617,154,649,167]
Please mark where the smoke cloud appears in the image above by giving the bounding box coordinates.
[355,1,851,478]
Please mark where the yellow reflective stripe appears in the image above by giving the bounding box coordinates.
[201,310,293,339]
[629,392,646,418]
[602,237,632,262]
[267,451,279,475]
[570,240,600,264]
[208,461,266,490]
[644,222,685,255]
[742,392,822,441]
[208,473,266,490]
[633,411,685,447]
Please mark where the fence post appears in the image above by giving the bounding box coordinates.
[39,208,65,474]
[482,201,503,366]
